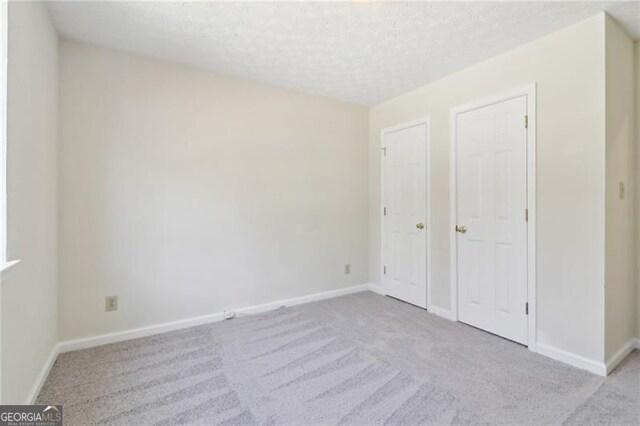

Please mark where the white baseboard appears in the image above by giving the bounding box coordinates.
[536,342,606,376]
[606,338,640,375]
[233,284,371,316]
[58,283,371,354]
[367,283,385,295]
[25,343,60,405]
[427,304,456,321]
[58,311,226,354]
[367,285,456,321]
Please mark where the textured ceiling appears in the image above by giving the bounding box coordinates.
[46,1,640,106]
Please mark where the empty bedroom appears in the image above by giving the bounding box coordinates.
[1,0,639,424]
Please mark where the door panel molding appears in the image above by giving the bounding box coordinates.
[449,84,537,352]
[381,117,431,309]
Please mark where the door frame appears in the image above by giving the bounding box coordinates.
[380,117,431,308]
[449,84,537,351]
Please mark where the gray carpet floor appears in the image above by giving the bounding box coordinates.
[38,291,639,425]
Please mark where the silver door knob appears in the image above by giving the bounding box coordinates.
[416,223,424,230]
[456,225,467,234]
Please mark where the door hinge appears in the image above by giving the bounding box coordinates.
[524,115,529,129]
[525,209,528,222]
[525,302,529,315]
[381,147,387,157]
[383,266,386,275]
[384,207,387,216]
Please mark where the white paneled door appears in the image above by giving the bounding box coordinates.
[383,121,428,308]
[455,96,528,345]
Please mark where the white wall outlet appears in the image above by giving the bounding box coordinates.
[105,296,118,312]
[223,310,236,320]
[344,264,351,275]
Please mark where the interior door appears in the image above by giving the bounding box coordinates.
[455,95,528,344]
[383,122,427,308]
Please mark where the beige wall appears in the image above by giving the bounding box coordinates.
[603,16,636,361]
[58,41,369,341]
[3,1,58,404]
[369,15,607,362]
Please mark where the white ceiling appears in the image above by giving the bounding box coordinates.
[46,1,640,106]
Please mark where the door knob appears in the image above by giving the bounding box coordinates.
[416,223,425,230]
[456,225,467,234]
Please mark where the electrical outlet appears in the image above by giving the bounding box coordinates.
[224,310,236,320]
[105,296,118,312]
[344,264,351,275]
[619,182,625,200]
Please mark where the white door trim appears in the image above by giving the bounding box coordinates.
[381,117,431,308]
[449,84,537,352]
